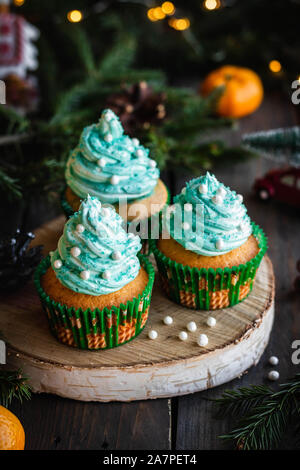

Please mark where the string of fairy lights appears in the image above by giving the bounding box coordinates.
[12,0,292,80]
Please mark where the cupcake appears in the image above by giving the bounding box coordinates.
[35,195,155,349]
[62,109,169,235]
[150,172,267,310]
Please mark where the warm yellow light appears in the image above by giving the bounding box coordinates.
[147,8,158,21]
[161,1,175,15]
[14,0,25,6]
[298,75,300,83]
[67,10,83,23]
[203,0,221,10]
[153,6,166,20]
[269,60,282,73]
[172,18,190,31]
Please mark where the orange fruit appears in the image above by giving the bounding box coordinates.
[0,406,25,450]
[201,65,264,118]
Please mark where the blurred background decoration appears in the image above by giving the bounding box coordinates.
[0,0,299,209]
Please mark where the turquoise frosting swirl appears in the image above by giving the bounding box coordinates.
[50,195,142,295]
[65,109,160,204]
[166,172,252,256]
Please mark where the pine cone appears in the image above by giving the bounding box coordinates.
[0,230,42,292]
[106,81,166,134]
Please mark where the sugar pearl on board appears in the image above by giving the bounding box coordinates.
[54,259,62,269]
[187,321,197,332]
[215,239,224,250]
[179,331,188,341]
[112,250,122,260]
[104,134,113,143]
[182,222,190,230]
[212,194,223,205]
[76,224,85,233]
[71,247,81,257]
[149,160,157,168]
[237,194,243,203]
[97,157,106,168]
[135,149,144,158]
[269,356,279,366]
[268,370,280,381]
[163,315,173,325]
[206,316,216,327]
[132,138,139,146]
[184,203,193,212]
[198,183,207,194]
[80,270,90,280]
[110,175,120,185]
[197,334,208,347]
[148,330,158,340]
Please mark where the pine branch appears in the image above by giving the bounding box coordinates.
[0,167,22,200]
[0,369,31,408]
[98,34,137,76]
[64,25,96,75]
[215,373,300,450]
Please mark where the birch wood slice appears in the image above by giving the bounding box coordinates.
[1,216,275,402]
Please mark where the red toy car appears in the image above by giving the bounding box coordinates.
[254,167,300,207]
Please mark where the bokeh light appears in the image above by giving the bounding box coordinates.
[203,0,221,10]
[14,0,25,6]
[161,2,175,15]
[169,18,190,31]
[269,60,282,73]
[67,10,83,23]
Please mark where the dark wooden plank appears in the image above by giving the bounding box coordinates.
[10,395,171,450]
[175,93,300,450]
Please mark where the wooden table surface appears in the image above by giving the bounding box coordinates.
[8,93,300,450]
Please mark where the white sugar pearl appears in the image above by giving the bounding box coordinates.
[163,315,173,325]
[184,203,193,212]
[132,138,139,146]
[198,183,208,194]
[268,370,280,381]
[76,224,85,233]
[102,207,110,217]
[149,159,157,168]
[187,321,197,332]
[207,316,216,327]
[181,187,186,195]
[237,194,243,203]
[215,239,224,250]
[217,187,226,198]
[135,149,144,158]
[102,271,110,280]
[179,331,188,341]
[112,250,122,260]
[269,356,279,366]
[97,157,106,168]
[148,330,158,340]
[212,194,223,205]
[104,134,113,143]
[54,260,62,269]
[197,334,208,347]
[71,247,81,257]
[182,222,190,230]
[80,270,90,280]
[110,175,120,185]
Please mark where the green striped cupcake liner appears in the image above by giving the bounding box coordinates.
[34,254,155,350]
[61,186,170,255]
[149,223,267,310]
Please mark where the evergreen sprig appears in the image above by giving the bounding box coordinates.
[214,374,300,450]
[0,369,32,408]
